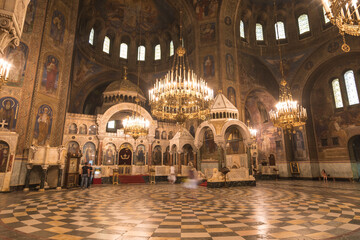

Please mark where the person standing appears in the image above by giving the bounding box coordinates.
[81,162,90,189]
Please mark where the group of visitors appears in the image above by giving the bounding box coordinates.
[80,162,93,189]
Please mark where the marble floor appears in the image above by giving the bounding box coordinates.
[1,181,360,239]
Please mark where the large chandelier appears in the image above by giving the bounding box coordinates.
[149,11,214,123]
[269,80,307,130]
[122,67,150,140]
[0,58,11,90]
[322,0,360,52]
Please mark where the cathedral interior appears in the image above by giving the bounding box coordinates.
[1,0,360,239]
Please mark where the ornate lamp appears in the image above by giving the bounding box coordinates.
[149,11,214,123]
[0,58,11,90]
[322,0,360,52]
[247,120,257,140]
[122,67,150,140]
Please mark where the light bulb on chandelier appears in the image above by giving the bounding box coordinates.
[0,58,11,90]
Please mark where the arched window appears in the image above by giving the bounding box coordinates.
[137,45,145,61]
[255,23,264,41]
[170,40,174,56]
[103,36,110,54]
[323,7,330,24]
[332,79,343,108]
[119,43,128,59]
[344,70,360,105]
[89,28,94,45]
[107,120,115,129]
[275,21,286,40]
[240,20,245,38]
[154,44,161,60]
[298,14,310,34]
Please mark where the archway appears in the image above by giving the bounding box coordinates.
[0,141,10,173]
[348,135,360,179]
[182,144,194,166]
[225,126,245,155]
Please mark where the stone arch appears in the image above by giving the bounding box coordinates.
[98,102,155,135]
[194,121,217,149]
[220,120,251,145]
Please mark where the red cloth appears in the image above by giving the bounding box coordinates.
[93,178,102,184]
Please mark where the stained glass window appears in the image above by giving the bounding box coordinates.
[255,23,264,41]
[137,45,145,61]
[155,44,161,60]
[89,28,94,45]
[323,7,330,24]
[275,21,286,40]
[120,43,128,59]
[103,36,110,54]
[170,41,174,56]
[240,20,245,38]
[344,70,360,105]
[332,79,344,108]
[298,14,310,34]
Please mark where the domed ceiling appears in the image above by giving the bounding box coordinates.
[92,0,176,34]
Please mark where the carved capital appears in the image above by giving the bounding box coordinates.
[0,15,19,55]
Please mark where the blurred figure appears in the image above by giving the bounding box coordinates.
[184,168,198,189]
[168,165,176,184]
[321,169,328,182]
[87,162,93,188]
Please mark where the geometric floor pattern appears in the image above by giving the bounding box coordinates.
[2,181,360,239]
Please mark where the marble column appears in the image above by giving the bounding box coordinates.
[39,165,48,192]
[56,166,63,190]
[97,141,103,166]
[23,164,32,192]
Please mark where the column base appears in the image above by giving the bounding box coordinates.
[38,188,45,192]
[56,187,62,191]
[23,188,29,192]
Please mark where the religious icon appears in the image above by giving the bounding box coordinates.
[67,141,80,155]
[227,87,236,107]
[161,131,167,140]
[6,42,28,86]
[192,0,219,20]
[41,55,59,95]
[79,124,87,134]
[226,53,234,80]
[0,97,19,130]
[83,142,96,165]
[152,146,162,165]
[50,10,65,45]
[0,141,10,172]
[119,147,132,165]
[203,55,214,78]
[103,144,116,165]
[24,0,37,33]
[136,145,146,165]
[68,123,77,134]
[89,125,97,135]
[200,23,215,43]
[34,104,53,146]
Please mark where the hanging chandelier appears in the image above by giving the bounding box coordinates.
[269,80,307,130]
[148,11,214,123]
[322,0,360,52]
[0,58,11,90]
[122,67,150,140]
[269,1,307,131]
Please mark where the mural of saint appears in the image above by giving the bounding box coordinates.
[257,101,269,123]
[152,146,162,165]
[83,142,96,165]
[6,42,28,86]
[103,144,116,165]
[203,55,214,78]
[227,87,236,107]
[41,55,59,95]
[67,141,80,155]
[0,141,10,172]
[24,0,36,33]
[226,53,234,80]
[34,105,53,146]
[191,0,219,20]
[200,23,215,43]
[50,10,65,45]
[136,145,146,165]
[89,125,97,135]
[163,147,169,165]
[293,130,306,159]
[161,131,167,140]
[68,123,77,134]
[155,130,160,139]
[0,97,19,130]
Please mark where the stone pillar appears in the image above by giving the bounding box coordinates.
[57,166,63,190]
[177,152,181,174]
[148,144,152,166]
[39,165,48,192]
[197,149,201,171]
[193,151,197,170]
[97,140,103,166]
[23,164,32,192]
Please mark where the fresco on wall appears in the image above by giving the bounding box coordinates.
[152,146,162,165]
[79,124,87,134]
[226,53,234,80]
[93,0,175,34]
[292,129,306,159]
[50,10,65,45]
[73,52,101,87]
[227,87,236,107]
[82,142,96,165]
[24,0,36,33]
[203,55,214,78]
[135,145,146,165]
[163,146,169,165]
[34,104,53,146]
[6,42,28,87]
[67,141,80,155]
[0,97,19,130]
[190,0,220,20]
[200,23,215,43]
[41,55,59,95]
[89,125,97,135]
[103,143,116,165]
[0,141,10,173]
[68,123,77,134]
